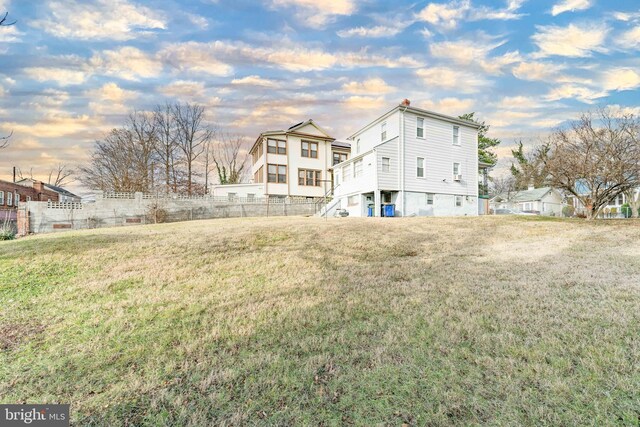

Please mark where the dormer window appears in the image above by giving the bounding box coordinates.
[381,122,387,141]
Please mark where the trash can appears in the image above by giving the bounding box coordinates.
[367,204,374,217]
[383,204,395,217]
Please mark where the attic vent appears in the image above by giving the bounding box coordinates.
[288,121,304,130]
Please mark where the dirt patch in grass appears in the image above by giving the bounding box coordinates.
[0,322,45,351]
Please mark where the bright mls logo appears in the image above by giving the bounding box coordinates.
[0,405,69,426]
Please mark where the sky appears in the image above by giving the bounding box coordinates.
[0,0,639,188]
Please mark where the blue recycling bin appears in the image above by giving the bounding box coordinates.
[367,205,373,217]
[383,204,395,217]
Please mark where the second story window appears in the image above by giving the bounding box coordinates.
[0,191,4,205]
[333,152,347,165]
[453,126,460,145]
[7,192,12,206]
[381,122,387,141]
[267,164,287,183]
[15,193,20,206]
[453,162,461,180]
[267,139,286,155]
[417,157,425,178]
[354,159,363,178]
[301,141,318,158]
[417,117,424,138]
[356,138,361,153]
[382,157,390,172]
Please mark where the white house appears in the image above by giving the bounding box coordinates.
[328,100,480,217]
[210,183,265,201]
[490,186,565,216]
[248,119,350,200]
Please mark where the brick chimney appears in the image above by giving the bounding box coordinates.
[33,180,45,194]
[400,99,411,107]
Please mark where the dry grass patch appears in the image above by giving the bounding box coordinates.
[1,216,639,425]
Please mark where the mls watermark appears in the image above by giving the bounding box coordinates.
[0,405,69,426]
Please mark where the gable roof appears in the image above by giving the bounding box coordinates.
[44,183,80,198]
[251,119,335,153]
[495,187,554,203]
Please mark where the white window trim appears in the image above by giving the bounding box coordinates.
[381,157,390,172]
[417,157,425,178]
[381,122,387,142]
[453,162,461,177]
[453,126,460,146]
[417,117,425,139]
[455,195,463,207]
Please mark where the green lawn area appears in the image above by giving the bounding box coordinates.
[1,216,639,425]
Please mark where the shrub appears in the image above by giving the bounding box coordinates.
[562,205,575,217]
[621,203,632,218]
[0,219,16,241]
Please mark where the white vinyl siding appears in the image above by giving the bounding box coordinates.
[376,138,399,190]
[402,112,478,197]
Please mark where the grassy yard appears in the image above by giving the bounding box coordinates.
[1,216,639,426]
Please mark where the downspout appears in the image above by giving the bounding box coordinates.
[399,105,408,216]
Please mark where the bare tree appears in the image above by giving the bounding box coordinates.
[173,103,210,195]
[490,175,516,198]
[545,109,640,220]
[80,114,158,192]
[48,164,75,187]
[1,13,15,147]
[209,133,248,186]
[0,12,16,26]
[153,103,180,193]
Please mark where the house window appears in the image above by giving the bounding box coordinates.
[427,193,434,205]
[356,139,360,153]
[333,152,347,165]
[15,193,20,206]
[455,195,463,207]
[267,164,287,183]
[383,193,392,203]
[382,157,390,172]
[0,191,3,205]
[298,169,321,186]
[267,139,286,155]
[453,162,461,177]
[453,126,460,145]
[254,166,264,183]
[353,159,363,178]
[342,164,350,182]
[417,117,424,138]
[417,157,425,178]
[301,141,318,158]
[348,195,359,206]
[381,122,387,141]
[26,196,31,202]
[7,192,13,207]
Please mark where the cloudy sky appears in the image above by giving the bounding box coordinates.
[1,0,639,186]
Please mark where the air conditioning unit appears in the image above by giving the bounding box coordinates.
[454,174,462,181]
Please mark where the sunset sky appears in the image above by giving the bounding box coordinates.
[1,0,639,188]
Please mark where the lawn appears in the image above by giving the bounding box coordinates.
[1,216,639,426]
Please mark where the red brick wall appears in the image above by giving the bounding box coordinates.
[0,179,59,210]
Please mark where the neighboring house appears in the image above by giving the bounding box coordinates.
[210,183,265,201]
[248,119,350,199]
[567,186,640,217]
[329,100,481,217]
[15,178,81,202]
[0,179,59,220]
[490,186,564,216]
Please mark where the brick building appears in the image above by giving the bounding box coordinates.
[0,179,59,220]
